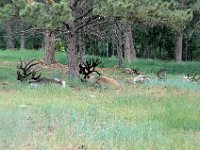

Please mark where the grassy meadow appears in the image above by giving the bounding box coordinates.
[0,50,200,150]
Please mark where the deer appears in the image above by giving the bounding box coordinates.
[182,73,200,83]
[124,68,140,75]
[132,68,167,84]
[79,58,101,81]
[17,59,66,88]
[79,58,120,88]
[156,68,167,80]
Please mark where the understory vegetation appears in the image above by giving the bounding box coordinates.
[0,51,200,150]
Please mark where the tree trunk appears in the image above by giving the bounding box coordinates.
[185,38,188,61]
[6,20,15,50]
[174,0,185,62]
[107,41,114,57]
[185,30,195,61]
[106,42,109,57]
[20,22,25,50]
[124,22,136,62]
[187,38,193,61]
[124,26,131,62]
[79,32,86,63]
[20,31,25,50]
[111,33,115,56]
[44,31,56,65]
[142,40,149,59]
[67,30,79,78]
[175,30,183,62]
[116,20,123,67]
[159,43,162,59]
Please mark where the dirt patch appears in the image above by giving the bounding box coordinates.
[0,81,12,85]
[0,89,16,95]
[38,58,67,71]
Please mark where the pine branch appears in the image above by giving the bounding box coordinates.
[74,8,93,22]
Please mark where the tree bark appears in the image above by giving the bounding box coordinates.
[67,29,79,78]
[79,31,86,63]
[106,42,109,57]
[175,30,183,62]
[116,20,123,67]
[111,32,115,56]
[174,0,185,62]
[187,38,193,61]
[124,22,136,62]
[6,20,15,50]
[107,41,114,57]
[142,40,149,59]
[20,31,25,50]
[20,22,25,50]
[185,30,195,61]
[44,30,56,65]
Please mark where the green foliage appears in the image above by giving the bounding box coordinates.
[56,41,66,52]
[185,0,200,36]
[20,0,73,29]
[86,37,108,56]
[94,0,192,29]
[0,0,199,61]
[0,0,26,21]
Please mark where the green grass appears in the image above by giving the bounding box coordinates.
[0,50,67,64]
[126,59,200,75]
[0,50,200,150]
[1,50,199,74]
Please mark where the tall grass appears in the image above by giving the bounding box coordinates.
[0,50,200,149]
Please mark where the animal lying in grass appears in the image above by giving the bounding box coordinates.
[79,59,120,88]
[133,75,152,84]
[16,59,66,88]
[123,68,140,75]
[132,68,166,84]
[182,73,200,83]
[30,78,66,88]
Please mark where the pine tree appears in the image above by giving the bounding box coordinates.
[0,0,27,50]
[94,0,192,64]
[124,21,136,62]
[21,0,103,78]
[184,0,200,60]
[20,0,73,64]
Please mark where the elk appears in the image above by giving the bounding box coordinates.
[79,58,102,80]
[156,68,167,80]
[132,68,166,84]
[133,75,152,84]
[182,73,200,83]
[17,59,66,87]
[124,68,140,75]
[79,58,120,88]
[17,59,41,82]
